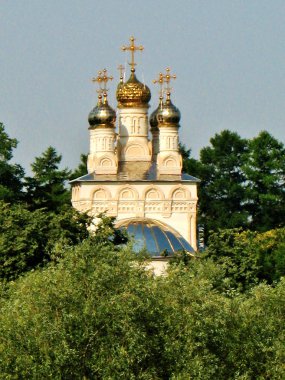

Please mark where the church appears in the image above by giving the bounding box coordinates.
[71,37,199,268]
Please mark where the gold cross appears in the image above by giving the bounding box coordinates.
[92,69,113,94]
[117,64,125,79]
[162,67,176,94]
[153,72,164,98]
[121,36,144,71]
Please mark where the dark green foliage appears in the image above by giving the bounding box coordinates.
[0,123,24,202]
[244,131,285,231]
[0,201,91,281]
[179,143,201,178]
[92,213,129,247]
[183,130,285,237]
[0,240,284,379]
[24,146,71,212]
[0,242,167,379]
[197,130,249,233]
[70,153,88,180]
[205,227,285,291]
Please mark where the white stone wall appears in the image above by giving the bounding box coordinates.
[88,127,118,174]
[117,107,152,162]
[72,181,198,250]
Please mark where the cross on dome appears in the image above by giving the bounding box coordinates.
[121,36,144,72]
[162,68,176,96]
[153,68,177,100]
[92,69,113,95]
[117,64,125,82]
[153,72,164,99]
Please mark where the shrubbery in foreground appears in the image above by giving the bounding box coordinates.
[1,238,284,379]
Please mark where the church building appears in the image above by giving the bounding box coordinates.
[71,37,199,266]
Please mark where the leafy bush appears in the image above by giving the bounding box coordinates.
[0,239,284,379]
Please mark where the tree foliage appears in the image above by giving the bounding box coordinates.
[205,227,285,292]
[0,123,24,202]
[0,201,91,281]
[70,153,88,180]
[24,146,71,212]
[244,131,285,231]
[0,238,284,379]
[183,129,285,236]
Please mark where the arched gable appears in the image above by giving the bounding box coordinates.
[170,185,191,200]
[125,143,146,157]
[143,185,165,200]
[117,185,139,201]
[92,186,111,200]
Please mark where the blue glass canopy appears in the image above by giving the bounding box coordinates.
[119,219,195,257]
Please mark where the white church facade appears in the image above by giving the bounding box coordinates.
[71,37,199,262]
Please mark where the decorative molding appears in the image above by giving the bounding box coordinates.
[170,185,191,199]
[91,186,112,201]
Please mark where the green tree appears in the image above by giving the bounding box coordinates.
[0,123,24,202]
[92,213,129,247]
[70,153,88,180]
[179,143,201,177]
[0,241,167,379]
[244,131,285,231]
[0,201,91,281]
[197,130,249,234]
[1,240,284,379]
[24,146,71,212]
[205,227,285,291]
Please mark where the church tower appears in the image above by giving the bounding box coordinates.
[87,70,118,175]
[71,37,199,269]
[116,38,152,162]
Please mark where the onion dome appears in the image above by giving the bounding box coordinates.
[116,69,151,108]
[149,96,163,132]
[88,93,116,128]
[157,92,181,127]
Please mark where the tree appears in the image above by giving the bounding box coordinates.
[0,123,24,202]
[92,213,129,247]
[24,146,71,212]
[205,227,285,291]
[244,131,285,231]
[0,201,91,281]
[179,143,201,177]
[70,153,88,180]
[1,238,285,379]
[0,240,167,379]
[195,130,249,235]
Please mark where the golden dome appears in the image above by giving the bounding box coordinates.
[116,69,151,108]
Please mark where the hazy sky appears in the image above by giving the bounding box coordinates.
[1,0,284,174]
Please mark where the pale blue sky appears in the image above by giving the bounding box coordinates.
[1,0,284,173]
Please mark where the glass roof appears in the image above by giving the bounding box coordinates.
[119,219,195,257]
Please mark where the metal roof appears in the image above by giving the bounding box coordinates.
[70,162,200,183]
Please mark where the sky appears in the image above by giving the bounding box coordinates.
[1,0,284,174]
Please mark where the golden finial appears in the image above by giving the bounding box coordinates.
[161,67,176,96]
[117,64,125,82]
[153,72,164,99]
[92,69,113,95]
[121,36,144,72]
